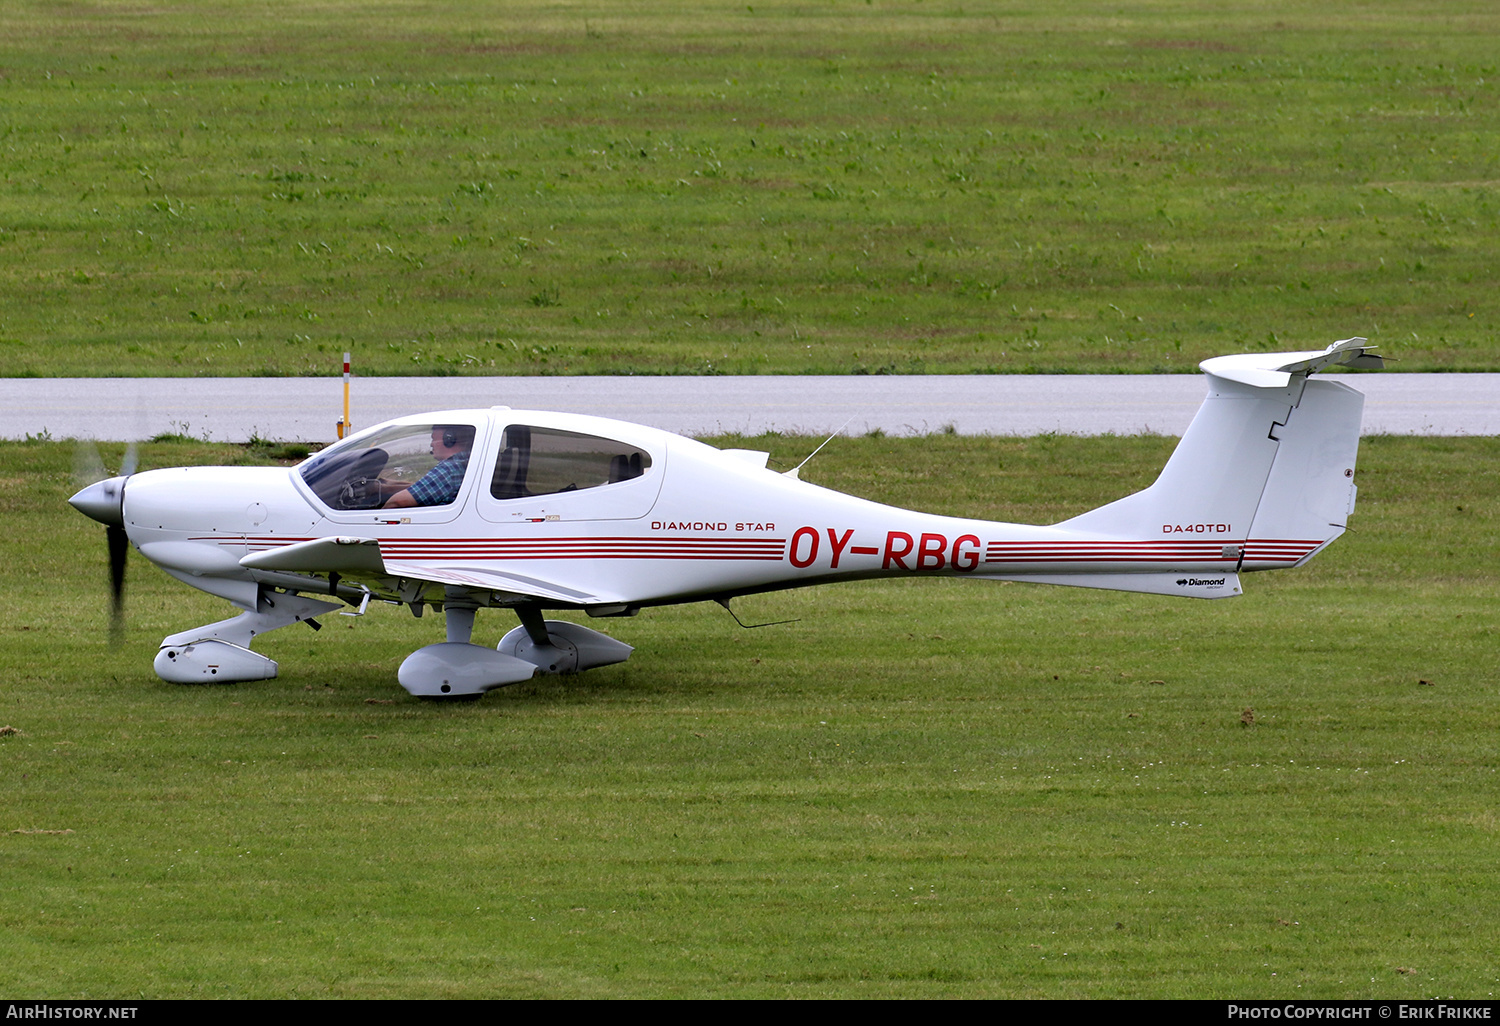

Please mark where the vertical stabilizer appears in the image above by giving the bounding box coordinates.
[1056,376,1296,539]
[1055,338,1375,573]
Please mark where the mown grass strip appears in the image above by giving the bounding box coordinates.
[0,0,1496,377]
[0,433,1495,996]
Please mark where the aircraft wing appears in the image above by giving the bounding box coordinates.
[240,535,388,574]
[238,536,615,606]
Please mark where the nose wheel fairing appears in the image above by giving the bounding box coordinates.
[155,639,279,684]
[153,590,343,685]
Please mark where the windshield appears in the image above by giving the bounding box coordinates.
[299,422,477,510]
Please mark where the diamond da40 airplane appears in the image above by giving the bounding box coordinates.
[70,338,1380,698]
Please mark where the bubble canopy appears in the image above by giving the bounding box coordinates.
[297,415,653,512]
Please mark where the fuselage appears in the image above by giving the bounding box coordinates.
[105,407,1258,613]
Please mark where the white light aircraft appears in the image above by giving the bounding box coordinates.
[69,338,1381,699]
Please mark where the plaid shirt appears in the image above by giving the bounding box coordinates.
[406,451,470,507]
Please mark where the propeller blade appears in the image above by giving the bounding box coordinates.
[107,523,128,645]
[72,437,140,644]
[73,439,108,489]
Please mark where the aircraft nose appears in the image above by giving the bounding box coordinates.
[69,476,127,528]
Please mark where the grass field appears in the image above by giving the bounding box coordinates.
[1,0,1498,377]
[1,433,1496,997]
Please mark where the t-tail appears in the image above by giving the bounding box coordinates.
[985,337,1381,599]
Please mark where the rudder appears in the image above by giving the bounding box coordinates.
[1241,378,1364,569]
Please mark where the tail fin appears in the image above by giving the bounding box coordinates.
[1059,337,1379,572]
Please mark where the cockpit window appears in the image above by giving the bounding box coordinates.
[298,422,477,510]
[491,426,651,500]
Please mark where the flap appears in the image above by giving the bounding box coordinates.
[381,561,614,605]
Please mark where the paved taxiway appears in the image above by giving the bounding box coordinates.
[2,373,1494,442]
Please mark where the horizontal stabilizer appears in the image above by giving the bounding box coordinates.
[1200,336,1381,389]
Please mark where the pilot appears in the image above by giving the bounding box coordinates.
[383,425,476,508]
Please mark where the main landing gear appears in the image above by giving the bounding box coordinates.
[397,596,632,698]
[153,586,633,698]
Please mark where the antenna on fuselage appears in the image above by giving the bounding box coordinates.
[782,414,856,480]
[716,598,799,629]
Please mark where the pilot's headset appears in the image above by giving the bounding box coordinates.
[438,425,472,449]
